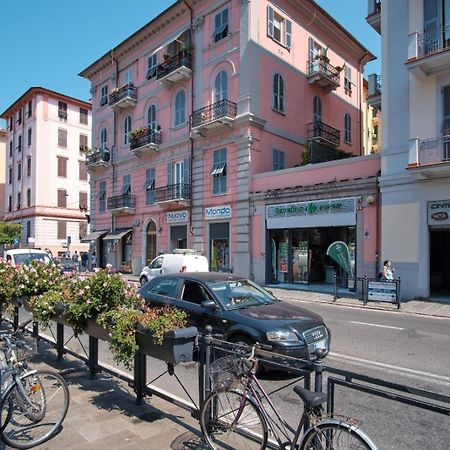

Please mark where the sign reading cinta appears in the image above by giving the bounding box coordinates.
[428,200,450,226]
[167,210,189,223]
[205,205,232,220]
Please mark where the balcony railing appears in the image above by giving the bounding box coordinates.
[306,121,341,147]
[87,149,110,166]
[415,25,450,58]
[154,183,190,203]
[191,99,237,128]
[366,0,381,34]
[108,83,137,109]
[130,130,162,152]
[156,50,192,81]
[306,59,341,87]
[417,136,450,165]
[107,193,136,210]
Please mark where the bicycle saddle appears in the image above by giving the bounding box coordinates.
[293,386,327,408]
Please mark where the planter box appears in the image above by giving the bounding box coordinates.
[84,319,111,342]
[136,325,197,365]
[13,296,33,312]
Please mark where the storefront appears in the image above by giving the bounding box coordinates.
[102,228,133,272]
[206,205,231,272]
[266,197,356,285]
[167,210,189,250]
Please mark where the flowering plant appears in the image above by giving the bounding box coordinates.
[15,261,63,298]
[0,259,17,314]
[128,127,149,140]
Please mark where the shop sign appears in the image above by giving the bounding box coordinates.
[205,205,232,220]
[428,200,450,226]
[367,281,398,303]
[167,210,189,224]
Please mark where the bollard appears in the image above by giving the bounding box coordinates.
[56,323,64,359]
[363,275,368,305]
[133,352,147,404]
[88,336,99,377]
[13,307,19,332]
[397,277,402,309]
[333,272,338,302]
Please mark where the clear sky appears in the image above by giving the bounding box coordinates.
[0,0,380,126]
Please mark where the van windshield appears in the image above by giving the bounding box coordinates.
[14,253,52,266]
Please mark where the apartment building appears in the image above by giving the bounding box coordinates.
[368,0,450,298]
[0,129,5,220]
[80,0,375,284]
[0,88,91,257]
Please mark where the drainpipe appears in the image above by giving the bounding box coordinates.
[358,51,369,156]
[111,50,118,233]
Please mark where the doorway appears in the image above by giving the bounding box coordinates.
[430,229,450,294]
[146,221,157,265]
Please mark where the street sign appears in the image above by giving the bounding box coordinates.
[367,281,398,303]
[67,236,72,245]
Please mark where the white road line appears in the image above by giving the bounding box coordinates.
[349,320,404,330]
[329,352,450,385]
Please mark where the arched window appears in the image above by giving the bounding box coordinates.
[313,96,322,122]
[174,91,186,126]
[344,113,352,143]
[214,71,228,102]
[273,74,284,112]
[124,116,132,145]
[147,105,157,131]
[100,128,107,150]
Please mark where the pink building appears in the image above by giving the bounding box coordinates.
[1,88,91,257]
[0,129,6,220]
[80,0,376,283]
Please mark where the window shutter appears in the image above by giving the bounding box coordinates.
[443,86,450,117]
[267,6,274,37]
[285,20,292,49]
[280,150,285,169]
[183,158,190,183]
[308,37,315,61]
[167,162,173,185]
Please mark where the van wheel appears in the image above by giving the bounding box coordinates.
[140,276,148,286]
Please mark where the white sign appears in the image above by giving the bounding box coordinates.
[27,237,36,244]
[205,205,232,220]
[167,210,189,224]
[428,200,450,226]
[367,281,398,303]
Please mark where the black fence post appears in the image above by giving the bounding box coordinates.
[333,272,338,302]
[13,306,19,331]
[363,275,368,305]
[397,277,402,309]
[88,336,99,377]
[200,326,213,409]
[314,357,324,394]
[133,352,147,405]
[56,323,64,359]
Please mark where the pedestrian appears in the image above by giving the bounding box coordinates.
[91,251,97,270]
[81,252,88,271]
[381,260,395,281]
[72,251,79,262]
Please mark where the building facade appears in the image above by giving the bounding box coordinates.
[0,88,91,257]
[0,129,6,220]
[369,0,450,298]
[81,0,373,281]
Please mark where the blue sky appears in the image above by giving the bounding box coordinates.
[0,0,380,126]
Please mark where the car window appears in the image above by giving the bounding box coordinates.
[13,253,52,266]
[151,257,163,269]
[181,281,212,305]
[148,278,178,297]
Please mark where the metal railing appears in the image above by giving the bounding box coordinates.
[417,24,450,57]
[87,149,110,165]
[154,183,190,202]
[156,50,192,80]
[58,110,68,119]
[306,59,341,85]
[108,83,137,106]
[130,130,162,150]
[191,99,237,128]
[306,120,341,146]
[419,136,450,164]
[107,193,136,210]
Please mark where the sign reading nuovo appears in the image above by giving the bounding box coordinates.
[167,210,189,223]
[205,205,232,220]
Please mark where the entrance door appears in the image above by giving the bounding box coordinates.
[146,221,157,265]
[430,229,450,294]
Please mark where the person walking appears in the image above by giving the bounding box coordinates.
[72,251,80,272]
[91,252,97,270]
[81,252,88,271]
[381,260,395,281]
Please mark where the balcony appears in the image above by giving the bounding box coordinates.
[407,25,450,78]
[407,136,450,179]
[366,0,381,34]
[154,183,190,207]
[86,149,111,170]
[107,193,136,215]
[306,59,341,92]
[130,130,162,156]
[108,83,137,110]
[367,74,381,111]
[306,121,340,147]
[58,109,68,120]
[156,50,192,85]
[191,99,237,136]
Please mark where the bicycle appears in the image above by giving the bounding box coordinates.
[0,320,70,449]
[200,345,378,450]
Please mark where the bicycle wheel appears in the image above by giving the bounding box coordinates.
[1,369,70,449]
[300,419,378,450]
[200,390,268,450]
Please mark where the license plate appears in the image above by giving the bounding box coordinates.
[312,338,327,351]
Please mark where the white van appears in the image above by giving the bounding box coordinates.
[3,249,53,267]
[139,250,209,285]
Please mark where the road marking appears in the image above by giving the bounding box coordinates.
[349,320,404,330]
[329,352,450,384]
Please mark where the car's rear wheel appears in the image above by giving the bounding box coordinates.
[140,276,148,286]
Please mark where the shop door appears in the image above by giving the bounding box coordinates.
[146,221,157,265]
[430,229,450,294]
[291,229,309,284]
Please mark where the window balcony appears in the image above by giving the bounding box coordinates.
[154,183,190,207]
[156,50,192,85]
[191,99,237,136]
[130,130,162,156]
[407,136,450,179]
[86,148,111,170]
[58,110,68,120]
[407,25,450,78]
[107,193,136,215]
[306,59,341,92]
[306,121,340,148]
[366,0,381,34]
[367,74,381,111]
[108,83,137,110]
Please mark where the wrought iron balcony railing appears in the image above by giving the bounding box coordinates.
[58,110,68,119]
[107,193,136,210]
[306,121,341,147]
[87,149,110,166]
[108,83,137,106]
[154,183,190,203]
[156,50,192,80]
[418,136,450,165]
[306,59,341,85]
[416,24,450,58]
[191,99,237,128]
[130,130,162,150]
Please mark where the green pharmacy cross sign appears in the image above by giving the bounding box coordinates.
[326,241,353,277]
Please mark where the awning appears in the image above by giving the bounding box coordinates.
[102,228,133,241]
[81,230,107,243]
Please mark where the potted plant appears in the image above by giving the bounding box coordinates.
[0,259,18,315]
[129,127,149,141]
[163,53,171,62]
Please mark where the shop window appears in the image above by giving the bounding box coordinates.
[210,222,230,272]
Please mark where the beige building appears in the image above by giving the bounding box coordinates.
[0,88,91,257]
[362,78,382,156]
[0,129,6,220]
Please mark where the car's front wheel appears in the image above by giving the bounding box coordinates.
[140,275,148,286]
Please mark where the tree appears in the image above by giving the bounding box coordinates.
[0,222,22,246]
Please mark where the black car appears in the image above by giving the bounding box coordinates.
[139,273,330,361]
[55,258,78,274]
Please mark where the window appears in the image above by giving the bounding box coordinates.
[26,189,31,207]
[17,109,22,125]
[344,113,352,143]
[79,160,88,181]
[8,117,13,131]
[273,149,285,171]
[79,108,88,125]
[344,65,352,92]
[214,71,228,102]
[273,74,284,112]
[27,128,32,146]
[174,91,186,126]
[99,181,106,212]
[8,196,12,212]
[9,141,12,157]
[267,5,292,49]
[145,277,178,297]
[57,157,67,177]
[17,135,22,151]
[26,221,31,239]
[100,128,108,150]
[58,128,67,148]
[27,157,31,177]
[211,148,227,195]
[145,168,156,205]
[57,221,67,240]
[100,85,108,106]
[147,54,157,79]
[79,222,88,240]
[17,162,22,181]
[125,68,134,85]
[17,192,21,209]
[8,167,12,184]
[313,96,322,122]
[122,174,131,195]
[58,101,68,119]
[213,8,229,43]
[148,105,157,130]
[124,116,132,145]
[79,192,88,210]
[79,133,88,152]
[27,100,32,117]
[57,189,67,208]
